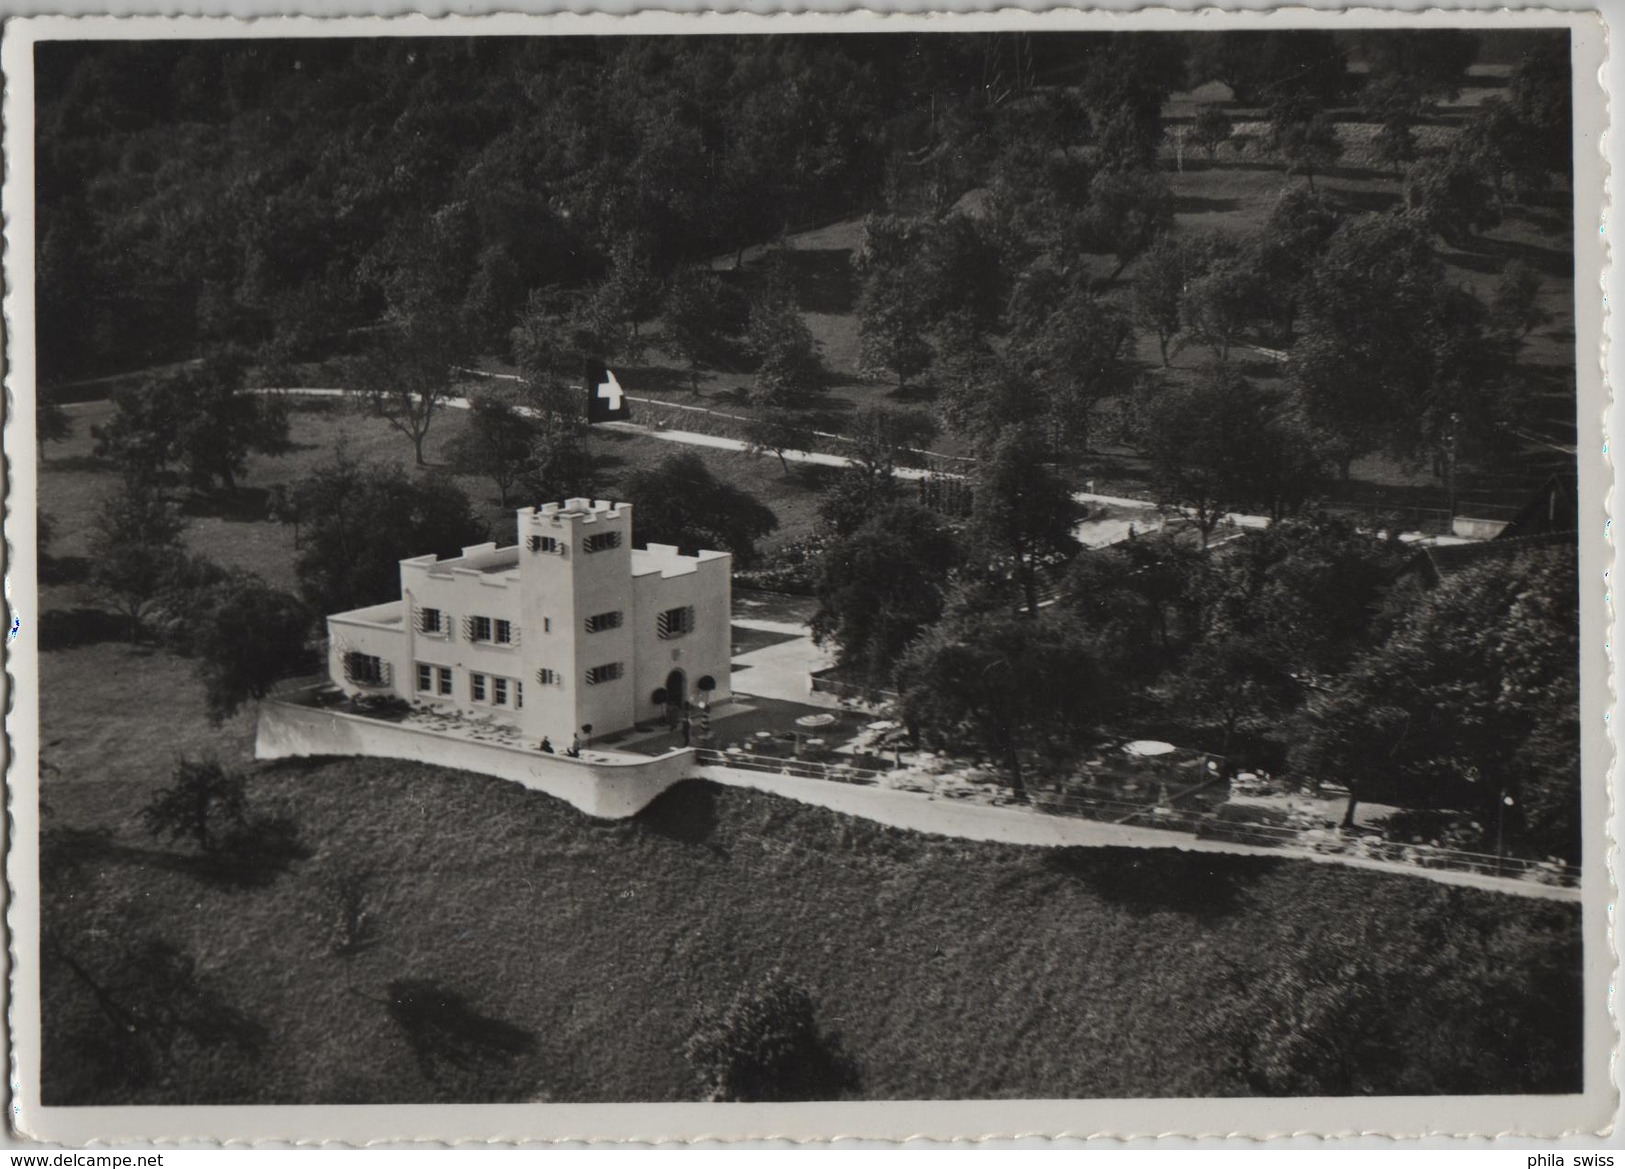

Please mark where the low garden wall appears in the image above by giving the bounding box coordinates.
[256,699,695,818]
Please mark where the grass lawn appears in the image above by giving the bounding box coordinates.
[39,639,1583,1106]
[40,391,831,629]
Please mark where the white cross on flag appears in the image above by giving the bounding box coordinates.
[585,360,631,423]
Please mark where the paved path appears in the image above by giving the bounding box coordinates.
[224,387,1290,537]
[729,617,840,708]
[697,764,1580,902]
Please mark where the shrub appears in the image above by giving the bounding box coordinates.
[685,968,858,1102]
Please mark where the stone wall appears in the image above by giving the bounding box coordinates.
[255,699,695,818]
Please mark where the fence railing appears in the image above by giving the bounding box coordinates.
[691,750,1580,888]
[695,749,889,786]
[808,670,900,705]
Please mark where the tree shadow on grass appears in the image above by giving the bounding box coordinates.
[45,817,312,890]
[1331,187,1403,215]
[38,607,129,651]
[1461,232,1576,279]
[384,979,538,1102]
[178,486,274,523]
[1173,194,1241,216]
[1043,847,1283,919]
[190,817,313,888]
[39,554,91,586]
[40,453,118,474]
[779,248,859,315]
[635,780,726,852]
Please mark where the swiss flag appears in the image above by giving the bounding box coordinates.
[585,360,631,424]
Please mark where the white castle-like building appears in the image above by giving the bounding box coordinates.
[326,499,732,743]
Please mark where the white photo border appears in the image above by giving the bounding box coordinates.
[2,6,1612,1145]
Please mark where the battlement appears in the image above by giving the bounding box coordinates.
[401,544,521,587]
[632,544,730,579]
[522,499,631,530]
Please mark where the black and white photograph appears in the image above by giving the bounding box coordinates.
[4,8,1611,1143]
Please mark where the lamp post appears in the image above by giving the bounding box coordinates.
[1496,791,1515,877]
[1444,412,1462,532]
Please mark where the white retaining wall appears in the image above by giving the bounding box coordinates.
[256,700,695,818]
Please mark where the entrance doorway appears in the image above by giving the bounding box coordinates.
[664,669,687,726]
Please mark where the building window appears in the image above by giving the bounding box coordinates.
[528,534,560,554]
[536,668,559,686]
[495,619,514,645]
[583,531,622,553]
[544,617,552,634]
[585,662,624,686]
[516,681,524,709]
[493,677,509,706]
[437,667,453,696]
[657,605,696,640]
[343,652,386,686]
[471,615,494,642]
[419,607,443,635]
[471,673,487,702]
[585,610,623,634]
[416,663,432,693]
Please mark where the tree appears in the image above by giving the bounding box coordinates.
[510,289,590,394]
[743,408,816,474]
[1131,234,1188,367]
[1292,545,1578,858]
[1491,260,1551,342]
[811,503,961,686]
[1074,33,1187,173]
[1186,31,1348,107]
[622,451,778,565]
[191,575,314,724]
[598,233,665,357]
[899,597,1099,801]
[970,427,1080,615]
[286,454,487,615]
[91,476,187,640]
[1405,152,1501,245]
[746,295,822,407]
[345,310,465,467]
[1019,289,1135,455]
[857,265,933,391]
[1506,33,1573,190]
[1178,256,1260,363]
[37,388,73,460]
[1190,105,1233,161]
[1358,29,1479,107]
[142,758,249,854]
[93,351,289,490]
[661,266,733,394]
[1060,532,1203,681]
[685,969,858,1102]
[1265,98,1343,192]
[845,405,939,487]
[1293,213,1497,479]
[442,394,541,508]
[1073,169,1176,288]
[1249,188,1340,342]
[1143,367,1324,542]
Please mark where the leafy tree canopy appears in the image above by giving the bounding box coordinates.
[811,503,962,686]
[286,454,487,614]
[685,969,858,1102]
[622,451,779,565]
[1291,545,1579,860]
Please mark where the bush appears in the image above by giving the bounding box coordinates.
[685,968,858,1102]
